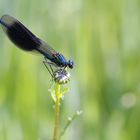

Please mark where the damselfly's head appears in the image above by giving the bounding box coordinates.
[67,60,74,69]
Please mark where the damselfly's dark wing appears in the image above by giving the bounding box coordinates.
[0,15,57,59]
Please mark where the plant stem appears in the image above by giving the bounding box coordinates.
[52,83,61,140]
[59,113,77,140]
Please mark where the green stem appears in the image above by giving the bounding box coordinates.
[59,114,76,139]
[52,83,61,140]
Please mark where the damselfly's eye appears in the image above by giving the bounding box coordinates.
[68,60,74,69]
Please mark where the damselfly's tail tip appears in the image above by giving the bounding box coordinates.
[0,14,13,28]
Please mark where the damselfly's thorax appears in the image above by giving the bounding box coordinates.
[51,53,74,69]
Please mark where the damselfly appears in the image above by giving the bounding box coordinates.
[0,15,73,80]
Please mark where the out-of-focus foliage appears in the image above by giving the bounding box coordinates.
[0,0,140,140]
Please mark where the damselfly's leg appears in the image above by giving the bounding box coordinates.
[63,66,67,70]
[43,57,60,78]
[44,57,56,72]
[43,61,54,77]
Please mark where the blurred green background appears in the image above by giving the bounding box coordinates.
[0,0,140,140]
